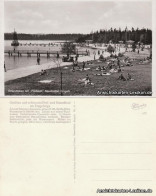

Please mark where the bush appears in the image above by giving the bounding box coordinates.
[62,42,76,55]
[118,53,123,57]
[107,45,115,53]
[99,54,104,60]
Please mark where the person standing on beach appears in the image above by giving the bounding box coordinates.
[4,62,6,72]
[75,55,78,61]
[57,52,59,59]
[117,58,121,68]
[72,61,75,72]
[37,56,40,65]
[82,61,85,70]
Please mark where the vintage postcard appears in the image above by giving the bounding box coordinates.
[2,0,155,96]
[0,0,156,196]
[0,98,156,196]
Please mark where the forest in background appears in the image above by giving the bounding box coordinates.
[4,33,81,41]
[77,28,152,44]
[5,27,152,44]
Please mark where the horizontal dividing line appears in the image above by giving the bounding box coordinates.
[92,180,152,182]
[91,169,152,171]
[79,153,152,155]
[81,142,152,144]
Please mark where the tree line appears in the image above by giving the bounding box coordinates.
[4,33,81,41]
[76,27,152,44]
[5,27,152,44]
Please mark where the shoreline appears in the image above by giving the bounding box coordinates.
[5,46,115,82]
[4,43,127,82]
[5,47,149,83]
[5,54,97,82]
[5,49,151,96]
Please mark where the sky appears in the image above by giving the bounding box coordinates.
[4,1,152,34]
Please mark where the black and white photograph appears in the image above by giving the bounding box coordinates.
[4,1,152,96]
[1,1,156,196]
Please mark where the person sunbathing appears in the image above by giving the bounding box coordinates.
[127,73,134,81]
[85,74,92,84]
[118,74,126,81]
[40,69,47,76]
[118,68,122,72]
[74,60,80,69]
[126,61,133,66]
[96,66,101,71]
[102,66,106,71]
[127,73,132,80]
[109,64,113,69]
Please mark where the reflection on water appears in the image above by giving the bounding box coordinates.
[4,40,94,71]
[5,55,53,71]
[4,40,65,71]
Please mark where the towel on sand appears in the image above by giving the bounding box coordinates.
[94,73,111,76]
[38,80,53,83]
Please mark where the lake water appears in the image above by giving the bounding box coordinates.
[4,40,67,71]
[4,40,105,71]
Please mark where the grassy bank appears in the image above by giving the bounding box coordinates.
[5,51,152,96]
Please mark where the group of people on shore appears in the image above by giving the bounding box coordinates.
[37,45,152,87]
[72,60,86,71]
[118,73,133,81]
[40,69,47,76]
[82,53,136,86]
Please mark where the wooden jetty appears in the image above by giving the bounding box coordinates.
[4,49,88,57]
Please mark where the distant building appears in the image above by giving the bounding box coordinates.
[85,40,93,45]
[126,40,135,48]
